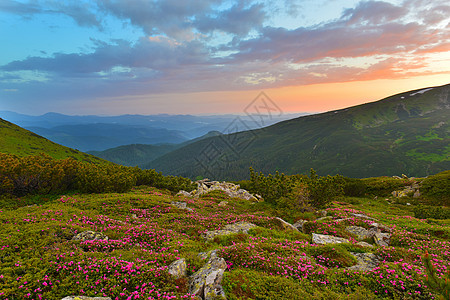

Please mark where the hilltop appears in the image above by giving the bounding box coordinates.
[147,84,450,180]
[0,118,104,163]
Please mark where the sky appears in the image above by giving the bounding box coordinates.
[0,0,449,116]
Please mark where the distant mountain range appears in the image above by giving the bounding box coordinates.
[0,111,308,151]
[145,84,450,179]
[0,118,105,164]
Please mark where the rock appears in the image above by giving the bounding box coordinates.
[406,202,411,206]
[61,297,111,300]
[274,217,298,231]
[189,250,227,300]
[177,190,192,197]
[293,219,308,232]
[346,226,373,240]
[370,222,391,232]
[350,213,377,221]
[356,241,374,248]
[347,252,381,271]
[202,222,257,241]
[374,232,391,247]
[171,201,193,212]
[72,231,108,241]
[187,180,259,202]
[318,210,327,217]
[413,190,421,198]
[392,176,402,179]
[168,258,187,279]
[218,201,228,206]
[316,216,333,222]
[312,233,349,245]
[402,174,408,179]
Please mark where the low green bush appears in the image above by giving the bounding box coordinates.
[421,171,450,206]
[414,205,450,220]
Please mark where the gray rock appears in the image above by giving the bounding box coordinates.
[346,226,373,240]
[316,216,333,222]
[274,217,299,231]
[177,190,192,197]
[347,252,381,271]
[202,222,257,241]
[293,219,308,232]
[62,297,111,300]
[189,180,258,202]
[312,233,349,245]
[171,201,193,212]
[374,232,391,247]
[189,250,227,300]
[356,241,374,248]
[413,190,421,198]
[218,201,228,206]
[370,222,391,232]
[168,258,187,279]
[350,213,377,221]
[72,231,108,241]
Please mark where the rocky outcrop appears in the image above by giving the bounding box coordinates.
[346,226,375,240]
[179,179,259,202]
[274,217,298,231]
[72,231,108,241]
[61,297,111,300]
[312,233,349,245]
[168,258,187,279]
[391,181,422,198]
[347,252,381,271]
[202,222,256,241]
[190,250,227,300]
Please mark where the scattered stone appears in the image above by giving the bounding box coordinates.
[168,258,187,279]
[318,210,327,217]
[312,233,349,245]
[62,297,111,300]
[350,213,377,221]
[72,231,108,241]
[218,201,228,206]
[346,226,373,240]
[202,222,257,241]
[274,217,298,231]
[347,252,381,271]
[335,218,352,223]
[180,180,259,202]
[171,201,193,212]
[316,216,333,222]
[374,232,391,247]
[189,250,227,300]
[356,241,374,248]
[177,190,192,197]
[370,222,391,232]
[293,219,308,232]
[413,190,421,198]
[406,203,411,206]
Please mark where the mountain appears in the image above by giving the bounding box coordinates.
[26,123,189,152]
[146,84,450,179]
[0,118,105,163]
[88,131,222,167]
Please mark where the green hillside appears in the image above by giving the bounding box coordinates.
[0,118,105,163]
[147,84,450,179]
[89,131,222,167]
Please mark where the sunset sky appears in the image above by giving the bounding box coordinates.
[0,0,449,115]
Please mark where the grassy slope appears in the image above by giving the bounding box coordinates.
[0,118,105,163]
[0,186,448,299]
[147,84,450,179]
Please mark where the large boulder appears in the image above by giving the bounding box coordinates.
[189,250,227,300]
[168,258,187,279]
[312,233,349,245]
[202,222,256,241]
[72,231,108,241]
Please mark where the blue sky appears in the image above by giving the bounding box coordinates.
[0,0,449,115]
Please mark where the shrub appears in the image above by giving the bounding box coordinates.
[414,205,450,220]
[362,176,407,196]
[421,171,450,205]
[342,177,366,197]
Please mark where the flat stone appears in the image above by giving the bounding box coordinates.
[72,231,108,241]
[347,252,381,271]
[350,213,377,221]
[168,258,187,279]
[356,241,374,248]
[312,233,349,245]
[177,190,192,197]
[202,222,257,241]
[316,216,333,222]
[370,222,391,232]
[274,217,298,231]
[218,201,228,206]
